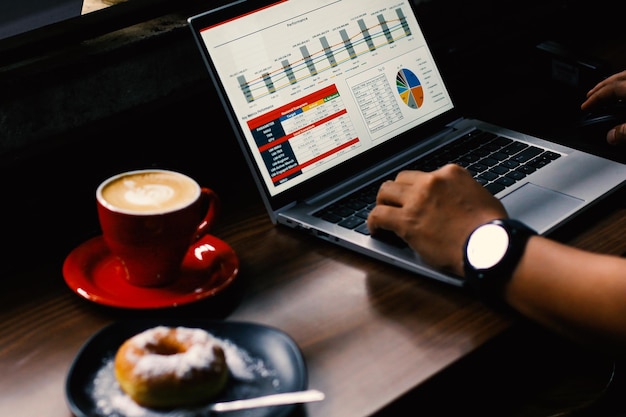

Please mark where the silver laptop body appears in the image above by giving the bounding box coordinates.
[189,0,626,287]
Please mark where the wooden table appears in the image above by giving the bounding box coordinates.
[1,170,624,417]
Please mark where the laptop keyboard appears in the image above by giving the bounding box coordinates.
[313,129,561,240]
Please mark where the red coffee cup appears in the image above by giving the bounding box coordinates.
[96,169,219,287]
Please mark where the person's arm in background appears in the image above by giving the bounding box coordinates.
[367,164,626,357]
[581,69,626,146]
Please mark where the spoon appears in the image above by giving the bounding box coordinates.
[209,389,325,412]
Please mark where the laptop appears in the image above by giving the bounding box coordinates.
[188,0,626,286]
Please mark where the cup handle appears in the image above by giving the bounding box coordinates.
[194,187,220,241]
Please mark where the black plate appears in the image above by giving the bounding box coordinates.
[66,319,308,417]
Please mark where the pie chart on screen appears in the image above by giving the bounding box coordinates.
[396,68,424,109]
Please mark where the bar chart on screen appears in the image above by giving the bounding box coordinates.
[233,6,415,103]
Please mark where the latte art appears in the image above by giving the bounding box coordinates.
[99,171,199,214]
[123,182,175,207]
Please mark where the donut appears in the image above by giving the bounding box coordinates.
[114,326,229,408]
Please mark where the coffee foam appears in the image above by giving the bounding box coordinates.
[100,171,198,213]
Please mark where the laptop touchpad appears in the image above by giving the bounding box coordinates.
[500,182,584,233]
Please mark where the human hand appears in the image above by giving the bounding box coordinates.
[367,164,507,276]
[581,70,626,146]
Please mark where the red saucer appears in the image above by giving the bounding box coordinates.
[62,235,239,309]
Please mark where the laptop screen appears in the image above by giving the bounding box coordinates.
[192,0,455,202]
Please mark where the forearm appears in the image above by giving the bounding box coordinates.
[504,236,626,355]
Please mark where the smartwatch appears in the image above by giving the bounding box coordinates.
[463,219,537,309]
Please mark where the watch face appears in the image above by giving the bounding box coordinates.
[466,224,509,269]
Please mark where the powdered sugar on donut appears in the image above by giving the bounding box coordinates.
[125,326,220,379]
[93,327,278,417]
